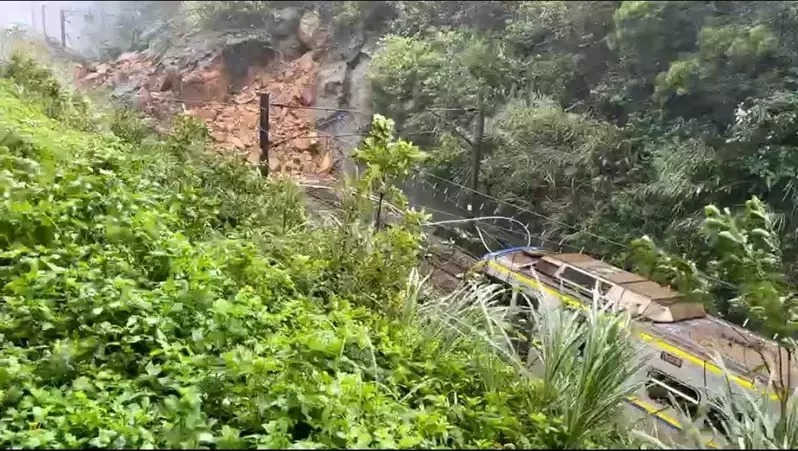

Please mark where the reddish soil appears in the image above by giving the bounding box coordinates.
[75,49,335,178]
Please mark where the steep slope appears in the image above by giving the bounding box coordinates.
[76,31,328,177]
[73,9,376,179]
[0,55,557,450]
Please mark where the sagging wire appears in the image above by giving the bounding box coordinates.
[298,183,532,254]
[426,216,532,249]
[424,216,532,253]
[474,225,497,254]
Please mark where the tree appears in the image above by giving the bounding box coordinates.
[703,197,798,425]
[352,114,427,230]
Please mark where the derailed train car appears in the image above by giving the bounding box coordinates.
[475,246,796,443]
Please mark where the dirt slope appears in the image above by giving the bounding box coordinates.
[75,33,335,178]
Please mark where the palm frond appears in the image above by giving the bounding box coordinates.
[638,352,798,449]
[530,298,649,448]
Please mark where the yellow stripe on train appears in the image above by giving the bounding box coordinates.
[483,260,779,401]
[624,396,718,448]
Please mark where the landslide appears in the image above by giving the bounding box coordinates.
[75,17,340,178]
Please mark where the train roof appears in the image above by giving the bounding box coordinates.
[539,253,697,310]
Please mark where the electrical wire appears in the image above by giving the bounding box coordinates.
[269,102,372,116]
[421,171,633,250]
[426,216,532,248]
[416,172,738,290]
[298,182,530,252]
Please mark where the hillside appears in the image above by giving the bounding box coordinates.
[361,1,798,333]
[0,52,656,449]
[76,39,326,176]
[5,1,798,448]
[73,5,375,179]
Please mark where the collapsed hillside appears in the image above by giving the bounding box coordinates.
[74,8,375,179]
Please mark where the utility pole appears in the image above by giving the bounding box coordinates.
[259,92,271,177]
[30,2,37,32]
[59,9,66,48]
[41,4,47,39]
[469,92,485,217]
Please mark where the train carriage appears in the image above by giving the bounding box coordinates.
[476,246,797,443]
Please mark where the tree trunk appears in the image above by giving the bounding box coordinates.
[375,191,384,231]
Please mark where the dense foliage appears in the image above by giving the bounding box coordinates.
[367,0,798,324]
[0,54,648,448]
[367,8,798,440]
[9,1,798,447]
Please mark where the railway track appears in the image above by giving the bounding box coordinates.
[298,180,699,447]
[299,180,480,294]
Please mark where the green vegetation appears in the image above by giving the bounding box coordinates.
[7,0,798,447]
[367,1,798,324]
[365,3,798,446]
[0,54,650,448]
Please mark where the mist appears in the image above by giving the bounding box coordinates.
[2,1,124,58]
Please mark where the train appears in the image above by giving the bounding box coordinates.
[474,246,796,443]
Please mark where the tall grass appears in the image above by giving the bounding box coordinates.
[531,300,648,448]
[403,269,647,448]
[638,355,798,449]
[402,270,535,365]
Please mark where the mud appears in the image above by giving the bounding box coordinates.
[75,37,335,178]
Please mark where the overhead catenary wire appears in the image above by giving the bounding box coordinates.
[426,216,532,248]
[175,98,237,106]
[266,132,367,141]
[417,171,738,290]
[421,171,633,250]
[302,182,550,273]
[270,102,477,116]
[298,182,531,250]
[269,102,373,116]
[408,179,578,250]
[268,113,350,148]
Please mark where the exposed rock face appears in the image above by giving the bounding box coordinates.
[297,11,325,49]
[273,7,303,39]
[77,43,327,177]
[314,27,377,178]
[135,87,153,111]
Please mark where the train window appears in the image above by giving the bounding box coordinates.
[596,281,615,310]
[535,260,560,278]
[705,404,747,439]
[559,266,597,294]
[645,370,701,418]
[705,406,730,438]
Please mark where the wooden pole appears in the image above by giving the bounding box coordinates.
[375,191,384,231]
[259,92,271,177]
[469,92,485,217]
[41,4,47,39]
[30,2,37,32]
[59,9,66,48]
